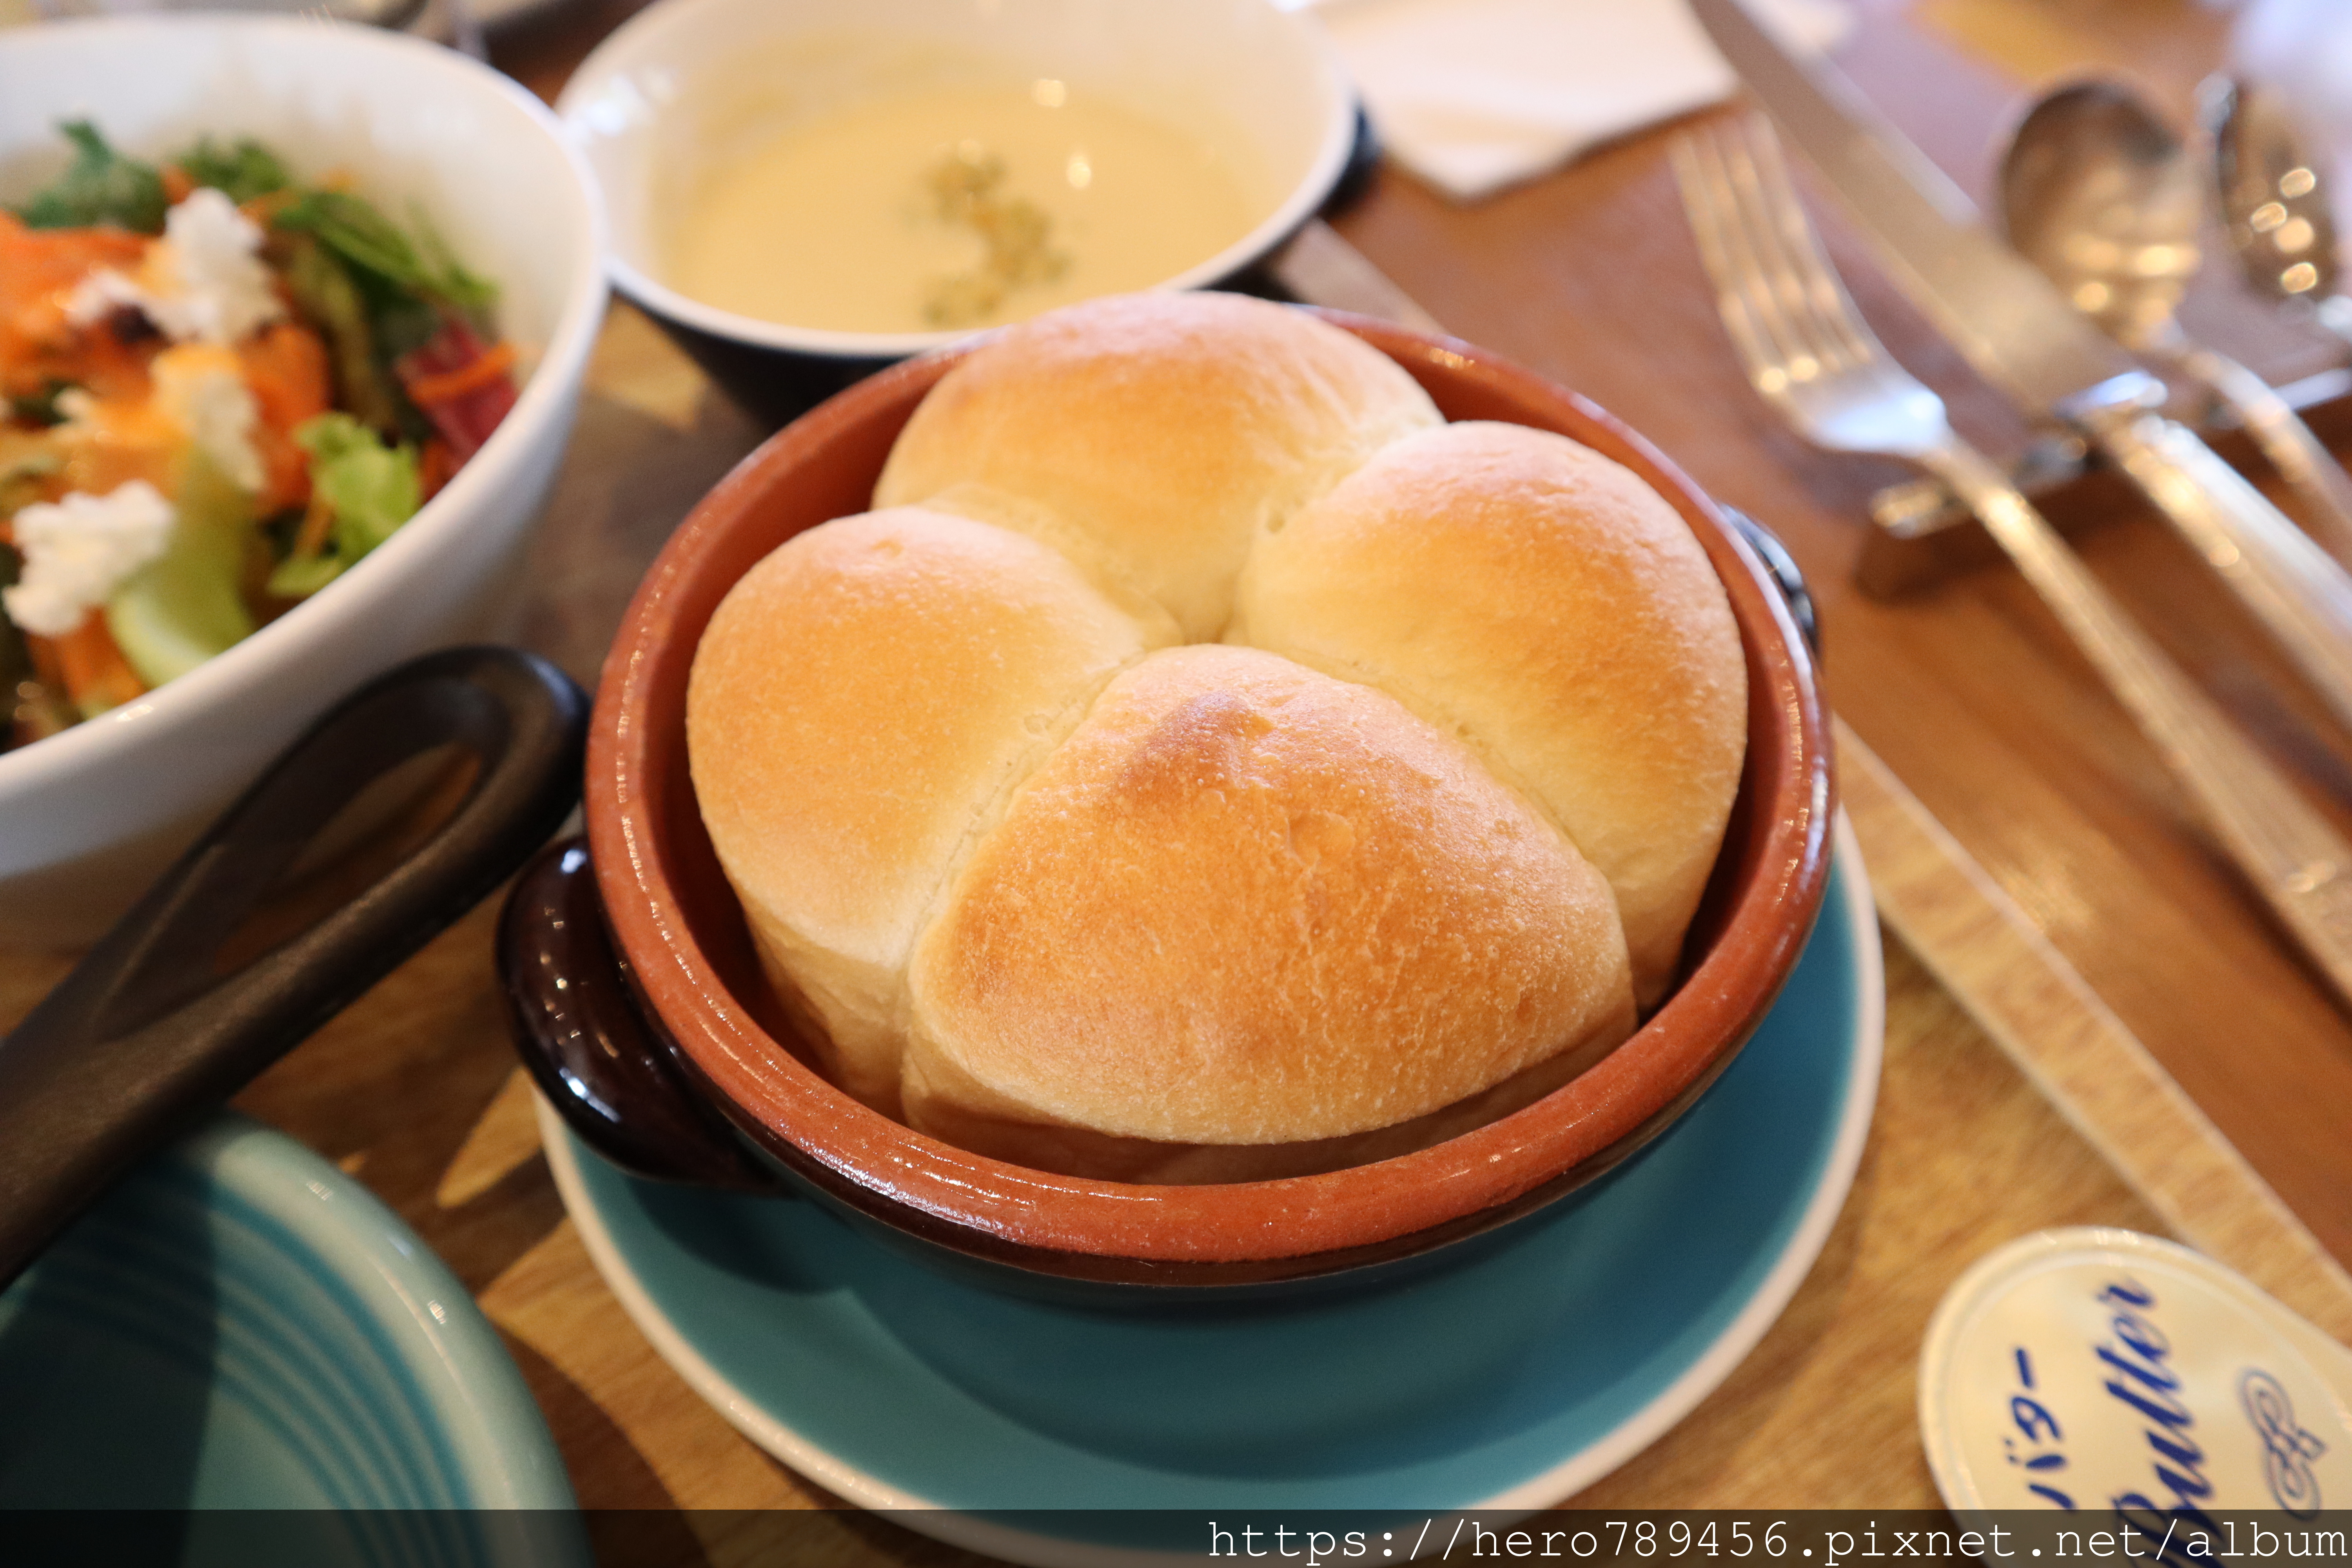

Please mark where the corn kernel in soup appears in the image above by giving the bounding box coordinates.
[662,83,1256,335]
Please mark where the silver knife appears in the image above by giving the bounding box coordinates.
[1691,0,2352,742]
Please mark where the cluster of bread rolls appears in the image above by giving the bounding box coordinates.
[686,292,1747,1183]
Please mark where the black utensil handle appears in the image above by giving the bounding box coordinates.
[498,837,782,1192]
[0,646,589,1288]
[1722,505,1821,657]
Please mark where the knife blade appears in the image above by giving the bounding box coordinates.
[1692,0,2352,742]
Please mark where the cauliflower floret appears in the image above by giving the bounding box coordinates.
[2,481,175,637]
[67,187,286,347]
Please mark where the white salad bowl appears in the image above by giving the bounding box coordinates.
[0,15,607,947]
[556,0,1359,425]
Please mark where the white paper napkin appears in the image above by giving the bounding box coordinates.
[1302,0,1854,201]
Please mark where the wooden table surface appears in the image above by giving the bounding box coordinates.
[6,0,2352,1551]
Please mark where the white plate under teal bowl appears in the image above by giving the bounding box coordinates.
[0,1113,586,1565]
[545,818,1882,1564]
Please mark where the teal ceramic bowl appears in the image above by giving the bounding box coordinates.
[0,1114,583,1562]
[543,825,1882,1551]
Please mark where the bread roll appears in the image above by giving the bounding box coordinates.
[1233,421,1747,1006]
[687,505,1166,1111]
[688,294,1746,1182]
[874,292,1441,641]
[902,644,1635,1149]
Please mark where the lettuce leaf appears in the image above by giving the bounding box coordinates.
[15,121,168,234]
[305,412,421,555]
[266,413,421,597]
[107,454,257,688]
[271,189,497,315]
[174,136,295,206]
[277,233,406,435]
[270,189,492,423]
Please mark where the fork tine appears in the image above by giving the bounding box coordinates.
[1714,119,1850,386]
[1671,124,1808,398]
[1669,135,1759,369]
[1731,114,1881,374]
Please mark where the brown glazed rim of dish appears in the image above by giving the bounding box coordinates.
[585,312,1835,1275]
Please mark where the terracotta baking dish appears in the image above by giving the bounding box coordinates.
[500,314,1835,1295]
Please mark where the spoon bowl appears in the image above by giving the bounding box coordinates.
[1999,79,2203,352]
[2207,76,2352,341]
[2000,75,2352,561]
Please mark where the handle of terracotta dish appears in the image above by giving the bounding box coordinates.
[497,836,784,1192]
[1721,506,1820,657]
[0,646,589,1290]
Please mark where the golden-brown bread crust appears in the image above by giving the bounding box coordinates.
[688,296,1745,1181]
[1232,421,1747,1006]
[873,292,1441,642]
[686,506,1165,1109]
[903,645,1636,1146]
[894,1018,1617,1184]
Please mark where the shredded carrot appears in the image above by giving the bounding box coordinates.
[242,189,298,227]
[0,211,155,405]
[162,165,195,205]
[45,614,145,714]
[14,635,72,747]
[419,437,459,501]
[236,321,333,512]
[26,630,64,691]
[290,487,336,563]
[402,340,517,407]
[239,321,332,422]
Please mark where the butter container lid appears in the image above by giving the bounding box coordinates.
[1919,1227,2352,1517]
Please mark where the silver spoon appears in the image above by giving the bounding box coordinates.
[2209,75,2352,348]
[2000,78,2352,565]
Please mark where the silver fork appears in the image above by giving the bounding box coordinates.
[1673,113,2352,1008]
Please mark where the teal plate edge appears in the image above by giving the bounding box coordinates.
[183,1116,581,1511]
[1,1111,581,1523]
[545,815,1884,1559]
